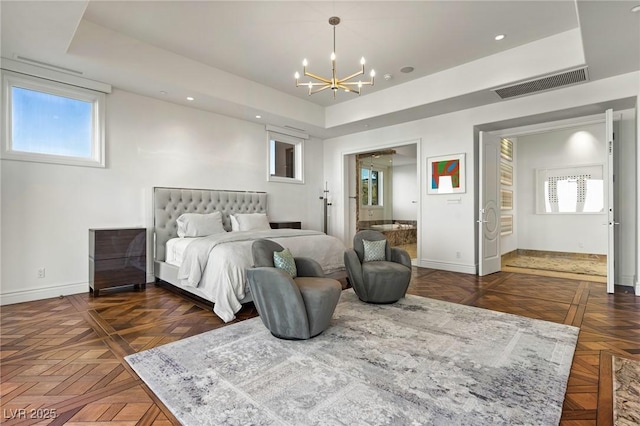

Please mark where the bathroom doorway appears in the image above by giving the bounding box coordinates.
[352,144,418,261]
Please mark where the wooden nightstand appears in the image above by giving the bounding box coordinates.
[269,221,302,229]
[89,228,146,296]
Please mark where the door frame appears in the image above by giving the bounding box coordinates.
[340,139,421,254]
[478,112,614,281]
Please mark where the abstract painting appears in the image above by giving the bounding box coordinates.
[427,153,465,194]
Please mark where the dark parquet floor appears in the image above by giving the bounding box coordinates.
[1,268,638,425]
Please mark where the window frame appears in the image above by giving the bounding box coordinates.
[1,70,106,168]
[361,166,384,207]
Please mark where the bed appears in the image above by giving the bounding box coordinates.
[153,187,345,322]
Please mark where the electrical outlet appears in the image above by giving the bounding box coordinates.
[456,251,461,259]
[37,268,45,278]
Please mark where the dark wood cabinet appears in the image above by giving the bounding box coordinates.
[269,221,302,229]
[89,228,146,296]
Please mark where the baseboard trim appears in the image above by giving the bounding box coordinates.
[619,274,635,287]
[419,260,476,275]
[0,282,88,306]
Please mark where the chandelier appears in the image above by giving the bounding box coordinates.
[294,16,375,97]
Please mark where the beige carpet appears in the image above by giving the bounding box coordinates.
[504,254,606,277]
[614,356,640,425]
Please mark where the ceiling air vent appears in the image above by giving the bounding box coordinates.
[493,67,588,99]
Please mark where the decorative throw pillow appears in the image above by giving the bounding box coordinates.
[363,239,386,262]
[273,248,297,277]
[176,211,226,237]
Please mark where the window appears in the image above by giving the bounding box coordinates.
[267,130,304,183]
[361,167,383,206]
[536,165,604,214]
[2,71,105,167]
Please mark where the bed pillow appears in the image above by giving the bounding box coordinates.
[234,213,271,231]
[176,211,226,237]
[273,248,297,278]
[230,214,240,232]
[363,239,386,262]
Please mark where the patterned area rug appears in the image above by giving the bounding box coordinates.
[614,356,640,425]
[125,291,579,426]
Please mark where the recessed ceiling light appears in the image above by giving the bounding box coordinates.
[400,66,414,73]
[186,96,195,101]
[255,115,262,119]
[159,91,167,95]
[495,34,506,41]
[632,5,640,12]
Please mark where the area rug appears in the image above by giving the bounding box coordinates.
[504,255,606,276]
[125,290,579,425]
[614,356,640,425]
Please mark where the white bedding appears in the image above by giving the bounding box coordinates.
[165,237,195,267]
[167,229,345,322]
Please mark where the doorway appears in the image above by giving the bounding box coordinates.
[478,112,618,289]
[347,143,418,261]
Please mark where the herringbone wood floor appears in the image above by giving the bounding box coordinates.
[1,268,638,425]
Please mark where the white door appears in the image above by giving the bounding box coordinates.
[478,132,501,276]
[606,109,615,293]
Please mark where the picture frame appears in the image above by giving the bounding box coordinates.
[501,189,513,210]
[427,153,466,194]
[500,138,513,162]
[500,214,513,236]
[500,162,513,186]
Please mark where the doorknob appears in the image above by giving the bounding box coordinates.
[477,219,488,224]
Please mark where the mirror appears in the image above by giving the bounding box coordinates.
[271,140,295,178]
[268,132,304,183]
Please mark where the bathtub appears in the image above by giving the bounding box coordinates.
[370,223,416,231]
[366,223,417,246]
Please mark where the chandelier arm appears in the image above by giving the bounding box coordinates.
[336,83,360,95]
[298,81,332,87]
[340,80,373,87]
[338,67,365,84]
[304,71,332,84]
[309,84,333,95]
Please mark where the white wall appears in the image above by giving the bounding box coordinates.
[0,89,324,304]
[323,72,638,276]
[392,164,418,221]
[515,123,608,255]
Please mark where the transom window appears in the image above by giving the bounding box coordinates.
[2,71,105,167]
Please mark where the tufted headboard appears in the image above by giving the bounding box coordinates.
[153,187,268,261]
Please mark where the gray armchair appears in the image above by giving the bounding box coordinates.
[344,230,412,303]
[246,239,342,340]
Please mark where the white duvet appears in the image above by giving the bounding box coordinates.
[170,229,345,322]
